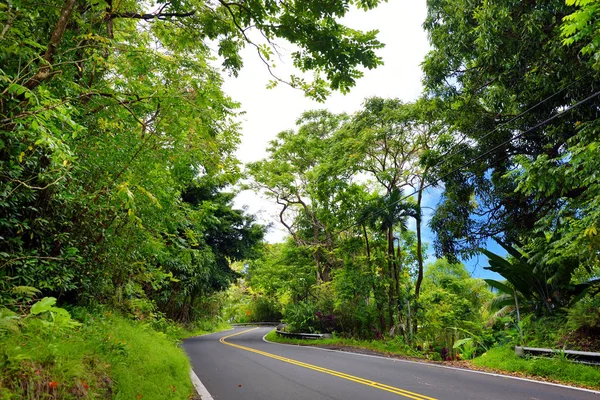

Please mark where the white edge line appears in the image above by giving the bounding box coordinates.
[261,329,600,395]
[190,369,214,400]
[187,327,237,399]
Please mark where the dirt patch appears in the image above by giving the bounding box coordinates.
[557,327,600,353]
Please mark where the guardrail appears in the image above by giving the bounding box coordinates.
[515,346,600,365]
[231,322,332,340]
[275,330,332,340]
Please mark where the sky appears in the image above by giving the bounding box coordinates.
[219,1,502,279]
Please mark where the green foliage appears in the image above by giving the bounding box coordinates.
[418,259,492,357]
[562,0,600,69]
[248,99,438,337]
[420,260,491,333]
[284,301,320,333]
[0,0,387,326]
[483,241,600,315]
[567,291,600,331]
[423,0,600,259]
[247,297,283,323]
[453,338,477,360]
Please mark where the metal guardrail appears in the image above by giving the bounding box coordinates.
[231,322,331,339]
[231,322,280,327]
[515,346,600,365]
[275,329,332,340]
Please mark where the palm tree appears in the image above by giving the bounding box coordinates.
[362,188,418,333]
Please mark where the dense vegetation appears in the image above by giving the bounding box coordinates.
[240,0,600,370]
[1,0,600,397]
[0,0,385,398]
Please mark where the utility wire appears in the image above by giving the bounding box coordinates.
[335,88,600,236]
[437,73,590,163]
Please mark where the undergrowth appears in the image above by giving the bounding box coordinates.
[0,298,228,399]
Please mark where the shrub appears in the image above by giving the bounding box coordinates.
[249,297,283,322]
[567,292,600,331]
[284,301,319,333]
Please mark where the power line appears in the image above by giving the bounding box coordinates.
[335,88,600,236]
[431,72,591,169]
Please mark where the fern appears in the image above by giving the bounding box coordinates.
[10,286,41,299]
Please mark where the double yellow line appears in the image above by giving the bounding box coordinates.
[220,328,437,400]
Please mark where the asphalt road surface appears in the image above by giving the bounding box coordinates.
[183,327,600,400]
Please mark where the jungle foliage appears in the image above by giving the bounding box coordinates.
[0,1,388,397]
[1,0,600,394]
[243,0,600,362]
[0,0,385,316]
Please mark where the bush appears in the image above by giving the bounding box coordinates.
[567,292,600,331]
[0,299,197,399]
[248,297,283,322]
[285,301,319,333]
[334,301,379,338]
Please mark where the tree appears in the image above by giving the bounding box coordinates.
[0,0,387,309]
[341,97,440,331]
[247,110,352,282]
[423,0,600,259]
[561,0,600,70]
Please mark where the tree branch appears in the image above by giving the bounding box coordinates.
[24,0,78,90]
[106,11,196,21]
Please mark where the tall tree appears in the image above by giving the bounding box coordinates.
[0,0,385,308]
[247,110,351,282]
[423,0,600,259]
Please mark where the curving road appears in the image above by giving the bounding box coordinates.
[183,327,600,400]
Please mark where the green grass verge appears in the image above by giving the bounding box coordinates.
[0,309,228,399]
[472,346,600,389]
[264,330,428,359]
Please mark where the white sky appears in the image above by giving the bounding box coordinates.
[225,1,430,243]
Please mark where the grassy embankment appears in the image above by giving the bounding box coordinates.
[264,330,600,390]
[0,304,228,399]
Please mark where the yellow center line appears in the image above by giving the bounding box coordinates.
[219,328,438,400]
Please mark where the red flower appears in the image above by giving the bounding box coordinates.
[48,381,59,389]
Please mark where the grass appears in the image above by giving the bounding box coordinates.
[472,345,600,389]
[0,307,229,399]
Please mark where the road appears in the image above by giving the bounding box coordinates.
[183,327,600,400]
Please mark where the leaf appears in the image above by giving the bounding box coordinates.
[453,337,473,349]
[30,297,57,315]
[484,279,513,294]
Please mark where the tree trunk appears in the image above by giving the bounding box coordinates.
[363,224,386,333]
[24,0,78,90]
[413,177,425,334]
[387,226,397,330]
